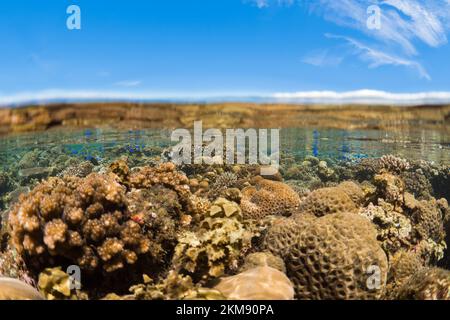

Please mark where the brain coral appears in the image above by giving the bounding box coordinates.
[240,177,301,219]
[337,181,365,206]
[392,267,450,300]
[296,187,358,217]
[214,266,294,300]
[263,215,315,259]
[286,212,388,300]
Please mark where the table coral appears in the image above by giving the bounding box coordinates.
[286,212,388,300]
[241,177,300,219]
[214,266,294,300]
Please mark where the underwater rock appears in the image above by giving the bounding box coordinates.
[0,277,44,300]
[0,171,15,195]
[6,186,30,205]
[241,176,300,219]
[240,252,286,273]
[286,212,388,300]
[18,167,53,183]
[391,267,450,300]
[214,266,294,300]
[296,186,358,217]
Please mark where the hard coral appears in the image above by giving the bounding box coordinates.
[391,267,450,300]
[241,177,300,219]
[214,266,294,300]
[286,212,388,300]
[240,252,286,273]
[172,198,252,281]
[296,187,358,217]
[379,155,410,174]
[263,215,315,259]
[8,165,186,291]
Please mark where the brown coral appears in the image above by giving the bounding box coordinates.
[241,176,300,219]
[8,164,189,293]
[263,215,315,259]
[286,212,388,300]
[391,267,450,300]
[240,252,286,273]
[337,181,365,206]
[296,187,358,217]
[214,266,294,300]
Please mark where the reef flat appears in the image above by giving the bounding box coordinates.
[0,150,449,300]
[0,102,449,135]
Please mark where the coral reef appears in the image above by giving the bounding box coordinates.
[379,155,410,174]
[286,212,388,300]
[213,266,294,300]
[241,177,300,219]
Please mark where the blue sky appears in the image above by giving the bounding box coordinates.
[1,0,450,105]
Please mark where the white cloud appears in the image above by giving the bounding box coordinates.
[1,89,450,106]
[272,89,450,104]
[114,80,142,87]
[302,49,344,67]
[325,34,431,80]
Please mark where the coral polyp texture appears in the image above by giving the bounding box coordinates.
[286,212,388,300]
[240,176,301,219]
[296,187,358,217]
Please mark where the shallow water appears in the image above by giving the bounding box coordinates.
[0,126,448,169]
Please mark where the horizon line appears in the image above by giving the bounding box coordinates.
[1,89,450,107]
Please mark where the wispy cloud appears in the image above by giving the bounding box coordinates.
[325,34,431,80]
[246,0,450,79]
[302,49,344,67]
[114,80,142,87]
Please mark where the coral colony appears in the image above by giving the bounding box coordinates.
[0,142,449,300]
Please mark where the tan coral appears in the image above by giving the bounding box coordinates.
[286,212,388,300]
[214,266,294,300]
[263,215,315,259]
[296,187,358,217]
[337,181,365,206]
[391,267,450,300]
[240,176,300,219]
[240,252,286,273]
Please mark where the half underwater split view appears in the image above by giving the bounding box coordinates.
[0,0,450,306]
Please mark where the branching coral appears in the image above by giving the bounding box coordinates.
[8,162,192,295]
[241,177,300,219]
[286,212,388,300]
[379,155,410,174]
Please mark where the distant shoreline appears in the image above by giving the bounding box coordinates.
[0,102,449,136]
